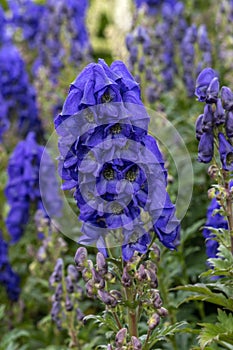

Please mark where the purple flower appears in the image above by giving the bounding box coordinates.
[197,132,214,163]
[195,68,218,102]
[203,198,228,260]
[0,233,20,301]
[55,60,179,259]
[5,132,62,242]
[221,86,233,111]
[218,132,233,171]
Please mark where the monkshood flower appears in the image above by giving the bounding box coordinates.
[55,59,180,260]
[0,41,43,140]
[33,0,90,81]
[203,198,228,260]
[5,132,62,242]
[8,0,45,47]
[0,232,20,301]
[194,67,233,169]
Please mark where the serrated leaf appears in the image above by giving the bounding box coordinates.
[198,310,233,349]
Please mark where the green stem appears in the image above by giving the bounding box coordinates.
[125,287,138,338]
[223,171,233,254]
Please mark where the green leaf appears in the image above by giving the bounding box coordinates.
[173,284,233,311]
[198,309,233,349]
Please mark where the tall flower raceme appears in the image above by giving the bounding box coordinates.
[195,67,233,256]
[126,2,212,103]
[8,0,45,48]
[55,58,180,261]
[5,132,62,243]
[0,232,20,301]
[134,0,177,16]
[0,41,43,141]
[29,0,91,81]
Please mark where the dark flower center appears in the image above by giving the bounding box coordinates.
[110,123,122,134]
[111,202,123,215]
[125,169,137,182]
[83,110,94,123]
[103,166,114,180]
[101,89,112,103]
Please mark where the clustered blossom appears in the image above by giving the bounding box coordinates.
[203,198,228,261]
[9,0,91,81]
[195,67,233,170]
[8,0,45,47]
[0,40,43,141]
[0,232,20,301]
[127,2,212,102]
[55,59,180,260]
[135,0,177,16]
[5,132,62,242]
[75,244,168,346]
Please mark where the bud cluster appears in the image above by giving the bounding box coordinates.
[107,328,142,350]
[49,257,84,330]
[74,242,168,345]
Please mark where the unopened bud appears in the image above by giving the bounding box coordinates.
[121,267,132,287]
[115,328,127,347]
[86,279,95,298]
[65,295,73,312]
[67,264,79,282]
[37,246,46,263]
[131,336,142,350]
[152,292,163,308]
[53,258,63,282]
[208,164,218,179]
[76,308,85,322]
[110,290,122,301]
[107,345,113,350]
[91,268,105,289]
[208,188,216,199]
[55,283,63,301]
[148,313,160,330]
[136,264,147,281]
[74,247,87,270]
[157,307,169,317]
[51,301,61,320]
[96,252,108,276]
[98,290,118,307]
[65,276,74,294]
[150,243,160,261]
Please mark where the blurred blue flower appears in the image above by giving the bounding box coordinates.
[218,132,233,171]
[0,41,43,140]
[203,198,228,260]
[5,132,62,242]
[0,233,20,301]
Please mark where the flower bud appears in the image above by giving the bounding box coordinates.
[152,292,163,309]
[98,290,118,307]
[65,295,73,312]
[131,336,142,350]
[110,290,122,301]
[67,264,79,282]
[65,276,74,294]
[148,313,160,330]
[207,188,216,199]
[91,268,105,289]
[208,165,218,179]
[107,345,113,350]
[74,247,87,270]
[121,267,132,287]
[96,252,108,276]
[136,264,147,281]
[76,308,85,322]
[157,307,169,317]
[51,301,61,320]
[85,279,95,298]
[37,246,46,263]
[115,328,127,347]
[53,258,63,282]
[150,243,160,262]
[55,283,63,301]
